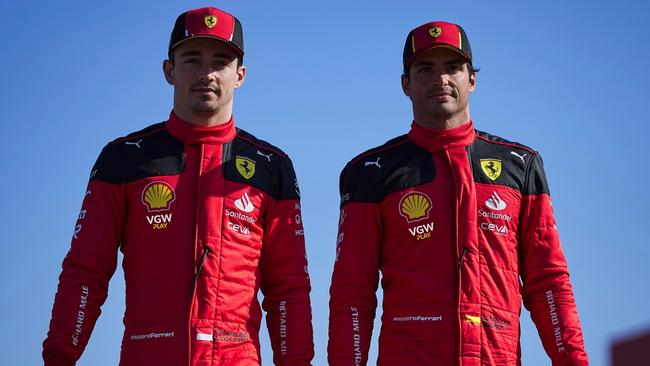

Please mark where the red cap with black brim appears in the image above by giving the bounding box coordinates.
[402,21,472,73]
[169,7,244,58]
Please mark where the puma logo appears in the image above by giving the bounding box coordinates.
[125,139,142,148]
[256,150,272,162]
[510,151,527,163]
[364,157,381,168]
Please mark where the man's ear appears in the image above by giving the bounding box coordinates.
[468,67,477,93]
[401,73,411,98]
[234,65,246,89]
[163,59,174,85]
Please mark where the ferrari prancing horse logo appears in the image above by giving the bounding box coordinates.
[236,156,256,179]
[480,159,502,181]
[429,27,442,38]
[204,15,217,29]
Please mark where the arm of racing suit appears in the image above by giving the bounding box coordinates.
[328,162,382,366]
[260,157,314,365]
[42,148,125,366]
[519,154,589,366]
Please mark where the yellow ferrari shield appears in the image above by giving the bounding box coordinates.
[480,159,502,181]
[236,156,256,179]
[429,27,442,38]
[204,15,218,28]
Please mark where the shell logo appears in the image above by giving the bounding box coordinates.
[399,191,432,223]
[142,182,176,212]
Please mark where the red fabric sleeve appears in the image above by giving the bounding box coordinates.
[260,194,314,365]
[328,201,382,366]
[519,157,588,365]
[42,179,125,365]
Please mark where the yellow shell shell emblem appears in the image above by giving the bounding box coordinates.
[236,156,256,179]
[204,15,218,29]
[429,27,442,38]
[399,192,432,223]
[142,182,175,212]
[480,159,502,181]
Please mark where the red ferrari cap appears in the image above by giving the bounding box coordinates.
[169,7,244,57]
[402,21,472,72]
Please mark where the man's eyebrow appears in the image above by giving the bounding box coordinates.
[178,50,201,57]
[211,52,236,59]
[444,60,465,65]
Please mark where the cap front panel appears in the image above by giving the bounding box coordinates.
[413,23,461,54]
[185,7,235,42]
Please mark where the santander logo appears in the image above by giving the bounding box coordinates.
[235,192,254,213]
[486,191,507,211]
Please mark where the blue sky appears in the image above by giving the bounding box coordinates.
[1,1,649,365]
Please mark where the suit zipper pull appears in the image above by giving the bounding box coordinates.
[193,246,211,286]
[458,247,468,277]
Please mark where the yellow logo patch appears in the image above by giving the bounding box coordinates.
[399,192,432,223]
[142,182,175,212]
[204,15,218,29]
[429,27,442,38]
[480,159,502,181]
[236,156,256,179]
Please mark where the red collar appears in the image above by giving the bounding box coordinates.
[165,111,237,144]
[408,121,476,152]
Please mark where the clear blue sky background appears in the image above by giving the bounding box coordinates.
[1,1,648,365]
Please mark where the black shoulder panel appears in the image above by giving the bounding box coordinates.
[525,154,550,195]
[90,122,185,184]
[340,135,435,206]
[469,130,549,195]
[223,128,298,200]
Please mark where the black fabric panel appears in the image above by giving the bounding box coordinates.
[91,123,185,184]
[341,137,435,206]
[223,129,295,200]
[339,161,382,205]
[469,132,533,193]
[524,154,550,195]
[270,158,300,200]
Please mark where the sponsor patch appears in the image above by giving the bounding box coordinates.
[235,156,256,179]
[429,26,442,38]
[486,191,506,210]
[204,15,217,28]
[234,191,254,212]
[142,182,175,212]
[399,191,432,223]
[480,159,502,181]
[141,182,175,229]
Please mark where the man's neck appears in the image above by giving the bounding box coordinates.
[413,110,471,130]
[174,107,233,127]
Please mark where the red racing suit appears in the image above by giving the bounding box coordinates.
[43,112,314,366]
[328,121,588,365]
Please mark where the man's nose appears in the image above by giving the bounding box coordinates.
[431,71,448,86]
[198,64,218,82]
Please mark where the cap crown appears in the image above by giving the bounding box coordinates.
[403,21,472,73]
[169,7,243,57]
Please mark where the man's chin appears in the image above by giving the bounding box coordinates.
[190,103,220,115]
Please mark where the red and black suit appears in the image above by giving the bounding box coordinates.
[43,112,314,366]
[328,121,588,365]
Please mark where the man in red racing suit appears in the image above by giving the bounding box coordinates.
[328,21,588,365]
[43,7,313,366]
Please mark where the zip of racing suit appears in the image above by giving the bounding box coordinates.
[43,111,314,366]
[328,121,588,365]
